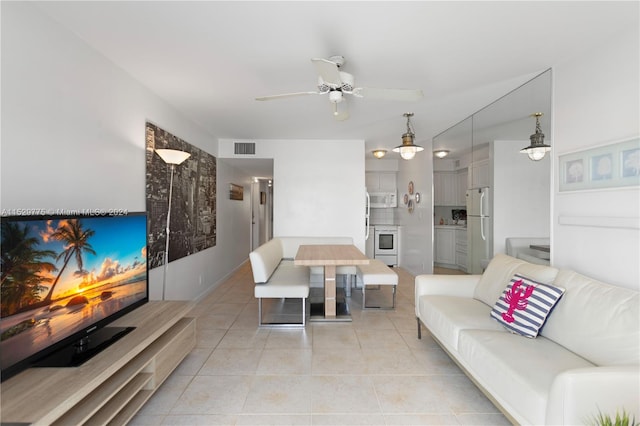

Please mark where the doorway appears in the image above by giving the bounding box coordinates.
[251,178,273,251]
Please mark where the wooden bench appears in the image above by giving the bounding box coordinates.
[356,259,398,310]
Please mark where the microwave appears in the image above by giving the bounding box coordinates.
[369,191,397,208]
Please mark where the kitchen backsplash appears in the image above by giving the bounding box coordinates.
[434,206,466,225]
[370,208,396,225]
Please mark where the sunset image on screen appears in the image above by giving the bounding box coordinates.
[0,214,148,371]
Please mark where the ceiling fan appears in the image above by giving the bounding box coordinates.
[255,56,423,121]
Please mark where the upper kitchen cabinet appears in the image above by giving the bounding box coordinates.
[366,171,397,192]
[433,172,457,206]
[456,168,468,205]
[434,169,467,206]
[469,158,489,188]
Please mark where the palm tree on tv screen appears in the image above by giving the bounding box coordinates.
[1,222,57,316]
[44,219,96,303]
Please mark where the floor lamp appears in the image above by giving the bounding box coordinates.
[156,149,191,300]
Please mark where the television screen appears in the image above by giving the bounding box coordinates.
[1,212,148,380]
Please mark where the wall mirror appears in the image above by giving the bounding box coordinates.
[433,116,473,161]
[433,69,552,274]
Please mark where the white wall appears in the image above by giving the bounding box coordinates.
[365,158,399,172]
[219,139,366,252]
[552,25,640,290]
[491,140,551,256]
[1,2,252,301]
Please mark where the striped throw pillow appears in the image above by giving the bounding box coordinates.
[490,274,565,338]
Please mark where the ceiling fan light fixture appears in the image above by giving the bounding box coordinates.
[372,149,387,159]
[328,90,343,103]
[520,112,550,161]
[434,150,450,158]
[392,113,424,160]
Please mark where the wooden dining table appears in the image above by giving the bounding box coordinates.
[294,244,370,322]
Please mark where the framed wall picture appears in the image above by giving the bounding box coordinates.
[229,183,244,200]
[145,122,217,267]
[559,137,639,192]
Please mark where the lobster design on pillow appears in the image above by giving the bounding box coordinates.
[502,279,535,323]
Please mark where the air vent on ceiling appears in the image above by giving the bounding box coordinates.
[234,142,255,155]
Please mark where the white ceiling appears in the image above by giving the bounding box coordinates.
[33,1,638,177]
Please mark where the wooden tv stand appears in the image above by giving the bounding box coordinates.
[0,301,196,425]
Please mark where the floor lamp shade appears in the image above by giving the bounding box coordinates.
[156,149,191,165]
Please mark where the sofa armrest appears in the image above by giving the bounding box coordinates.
[546,366,640,425]
[414,274,481,317]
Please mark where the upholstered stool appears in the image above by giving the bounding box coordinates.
[356,259,398,310]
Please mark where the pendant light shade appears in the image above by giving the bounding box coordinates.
[392,113,424,160]
[520,113,550,161]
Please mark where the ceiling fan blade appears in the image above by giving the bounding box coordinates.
[311,58,342,86]
[351,87,423,101]
[255,91,320,101]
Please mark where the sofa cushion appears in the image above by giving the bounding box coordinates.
[417,295,504,352]
[457,329,595,426]
[540,270,640,366]
[473,254,559,307]
[490,274,565,338]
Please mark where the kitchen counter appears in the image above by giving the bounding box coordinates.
[434,225,467,229]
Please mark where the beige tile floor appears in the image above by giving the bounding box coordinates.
[131,263,509,426]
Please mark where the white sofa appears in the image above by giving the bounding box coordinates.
[415,253,639,425]
[249,236,355,325]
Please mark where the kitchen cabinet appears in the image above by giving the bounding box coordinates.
[455,228,467,272]
[469,159,489,188]
[434,172,457,206]
[434,227,456,266]
[435,170,467,206]
[366,172,397,192]
[456,168,468,205]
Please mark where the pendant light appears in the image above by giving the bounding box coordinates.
[392,112,424,160]
[520,113,550,161]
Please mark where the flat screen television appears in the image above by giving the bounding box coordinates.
[1,212,148,381]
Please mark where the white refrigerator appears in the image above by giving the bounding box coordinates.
[466,187,491,274]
